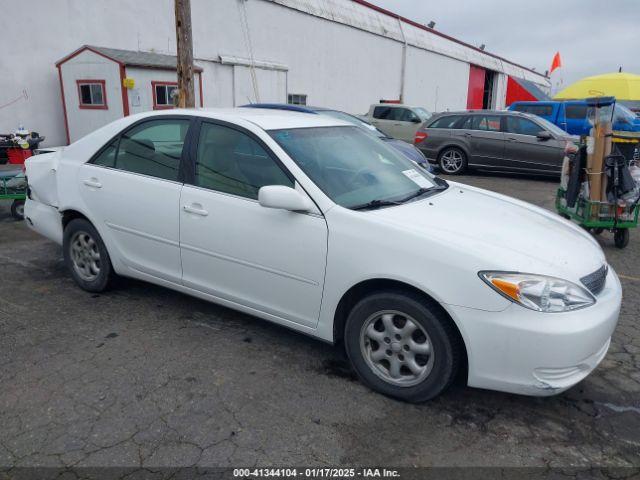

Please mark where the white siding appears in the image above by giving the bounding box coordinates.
[404,47,470,112]
[60,50,123,143]
[124,67,202,115]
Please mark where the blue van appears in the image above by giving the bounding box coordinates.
[508,100,640,136]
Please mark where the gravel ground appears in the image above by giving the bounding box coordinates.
[0,173,639,472]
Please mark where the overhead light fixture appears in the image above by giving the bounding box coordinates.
[427,21,436,29]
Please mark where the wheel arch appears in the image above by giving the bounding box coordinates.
[332,278,468,376]
[61,209,92,229]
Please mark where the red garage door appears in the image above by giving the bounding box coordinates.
[466,65,485,110]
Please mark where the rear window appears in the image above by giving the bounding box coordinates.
[428,115,463,129]
[512,104,553,117]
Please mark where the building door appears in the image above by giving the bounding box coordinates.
[466,65,486,110]
[482,71,496,109]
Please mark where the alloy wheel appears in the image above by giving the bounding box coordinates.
[440,149,464,174]
[70,231,101,282]
[359,310,435,387]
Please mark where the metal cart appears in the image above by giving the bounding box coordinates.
[0,166,27,220]
[556,187,639,249]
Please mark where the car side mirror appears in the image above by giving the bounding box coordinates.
[411,118,422,123]
[258,185,312,212]
[537,131,553,140]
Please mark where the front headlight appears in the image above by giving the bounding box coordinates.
[479,271,595,313]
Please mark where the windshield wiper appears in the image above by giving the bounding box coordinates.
[350,198,403,211]
[351,179,449,211]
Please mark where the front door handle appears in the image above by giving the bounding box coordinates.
[83,178,102,188]
[183,203,209,216]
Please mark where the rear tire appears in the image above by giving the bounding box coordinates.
[10,200,24,220]
[344,290,462,402]
[63,218,115,292]
[438,147,467,175]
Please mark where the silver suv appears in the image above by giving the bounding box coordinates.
[365,104,432,143]
[415,110,576,176]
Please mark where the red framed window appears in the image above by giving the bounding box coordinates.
[152,81,178,110]
[76,79,107,109]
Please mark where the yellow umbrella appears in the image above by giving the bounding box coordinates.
[554,72,640,100]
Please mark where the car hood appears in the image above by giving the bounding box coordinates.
[367,182,605,282]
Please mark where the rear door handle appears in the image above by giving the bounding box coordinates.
[83,178,102,188]
[183,203,209,216]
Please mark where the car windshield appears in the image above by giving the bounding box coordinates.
[414,108,433,121]
[535,117,569,136]
[320,110,386,138]
[269,126,442,209]
[613,104,638,124]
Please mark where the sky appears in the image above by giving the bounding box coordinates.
[367,0,639,88]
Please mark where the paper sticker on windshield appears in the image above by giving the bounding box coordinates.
[402,169,431,188]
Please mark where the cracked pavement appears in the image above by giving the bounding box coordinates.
[0,173,639,469]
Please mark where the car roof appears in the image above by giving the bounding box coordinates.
[372,104,424,109]
[434,110,531,116]
[241,103,348,114]
[138,107,351,130]
[242,103,320,114]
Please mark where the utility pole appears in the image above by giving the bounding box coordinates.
[174,0,195,108]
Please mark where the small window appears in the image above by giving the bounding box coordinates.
[565,105,588,119]
[152,82,178,109]
[428,115,464,129]
[287,94,307,106]
[505,116,542,136]
[111,119,190,181]
[77,80,107,109]
[195,122,293,199]
[471,115,501,132]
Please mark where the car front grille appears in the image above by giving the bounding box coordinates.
[580,264,608,296]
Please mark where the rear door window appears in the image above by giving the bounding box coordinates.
[428,115,463,129]
[471,115,501,132]
[90,118,190,182]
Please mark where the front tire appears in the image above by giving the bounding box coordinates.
[63,218,115,292]
[438,147,467,175]
[344,291,462,402]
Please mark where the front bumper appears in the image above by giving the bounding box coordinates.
[447,267,622,396]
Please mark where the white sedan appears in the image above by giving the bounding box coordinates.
[24,108,621,402]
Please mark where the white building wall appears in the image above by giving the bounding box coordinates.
[403,47,470,112]
[124,67,202,115]
[0,0,549,146]
[60,50,124,143]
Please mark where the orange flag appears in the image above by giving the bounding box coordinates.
[550,52,562,74]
